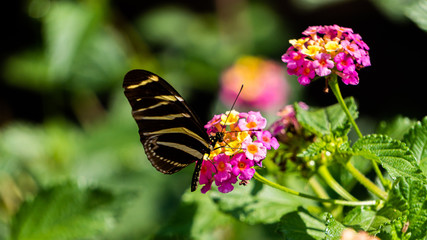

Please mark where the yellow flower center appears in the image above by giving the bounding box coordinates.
[247,144,258,154]
[246,121,257,129]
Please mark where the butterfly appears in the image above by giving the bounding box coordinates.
[123,69,223,191]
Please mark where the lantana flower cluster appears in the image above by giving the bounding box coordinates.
[199,110,279,193]
[282,25,371,86]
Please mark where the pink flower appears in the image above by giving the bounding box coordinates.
[238,111,267,131]
[204,114,222,135]
[199,160,215,194]
[213,154,232,183]
[341,40,361,59]
[241,137,267,164]
[220,56,290,112]
[349,33,369,50]
[296,60,315,86]
[338,69,359,85]
[312,53,334,77]
[358,49,371,67]
[282,49,305,70]
[302,25,322,35]
[212,154,238,193]
[216,175,237,193]
[231,153,255,180]
[334,53,354,72]
[270,102,308,137]
[256,130,279,150]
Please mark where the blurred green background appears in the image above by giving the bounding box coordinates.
[1,0,426,239]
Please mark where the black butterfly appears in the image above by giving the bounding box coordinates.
[123,69,222,191]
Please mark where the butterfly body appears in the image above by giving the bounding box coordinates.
[123,70,214,191]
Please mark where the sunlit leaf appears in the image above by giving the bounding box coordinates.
[403,116,427,176]
[295,97,358,136]
[352,134,425,182]
[324,213,346,240]
[342,207,390,233]
[377,177,427,239]
[212,173,317,225]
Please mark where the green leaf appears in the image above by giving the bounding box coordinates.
[295,97,358,136]
[324,213,346,240]
[405,0,427,32]
[298,139,327,158]
[10,182,116,240]
[376,216,413,240]
[381,177,427,239]
[342,207,390,233]
[352,134,426,182]
[44,1,103,81]
[277,207,325,240]
[403,116,427,176]
[377,116,416,141]
[156,190,282,240]
[212,174,317,225]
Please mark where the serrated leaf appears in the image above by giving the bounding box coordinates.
[383,177,427,239]
[277,207,325,240]
[295,97,358,136]
[10,182,116,240]
[376,215,413,240]
[352,134,426,182]
[324,213,346,240]
[298,139,327,158]
[342,207,390,233]
[403,116,427,176]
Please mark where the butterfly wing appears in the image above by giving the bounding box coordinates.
[123,69,211,175]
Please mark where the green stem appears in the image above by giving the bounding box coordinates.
[253,171,378,207]
[308,176,330,200]
[318,165,358,201]
[328,75,388,189]
[308,177,332,208]
[328,75,362,138]
[344,161,388,200]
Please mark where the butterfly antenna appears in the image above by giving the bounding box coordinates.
[222,85,244,127]
[218,85,243,151]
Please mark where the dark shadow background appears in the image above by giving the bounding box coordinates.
[2,0,426,126]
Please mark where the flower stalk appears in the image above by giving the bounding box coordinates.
[253,171,379,207]
[328,75,389,194]
[318,165,358,201]
[344,161,388,200]
[327,75,362,138]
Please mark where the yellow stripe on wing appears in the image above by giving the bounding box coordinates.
[142,127,210,149]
